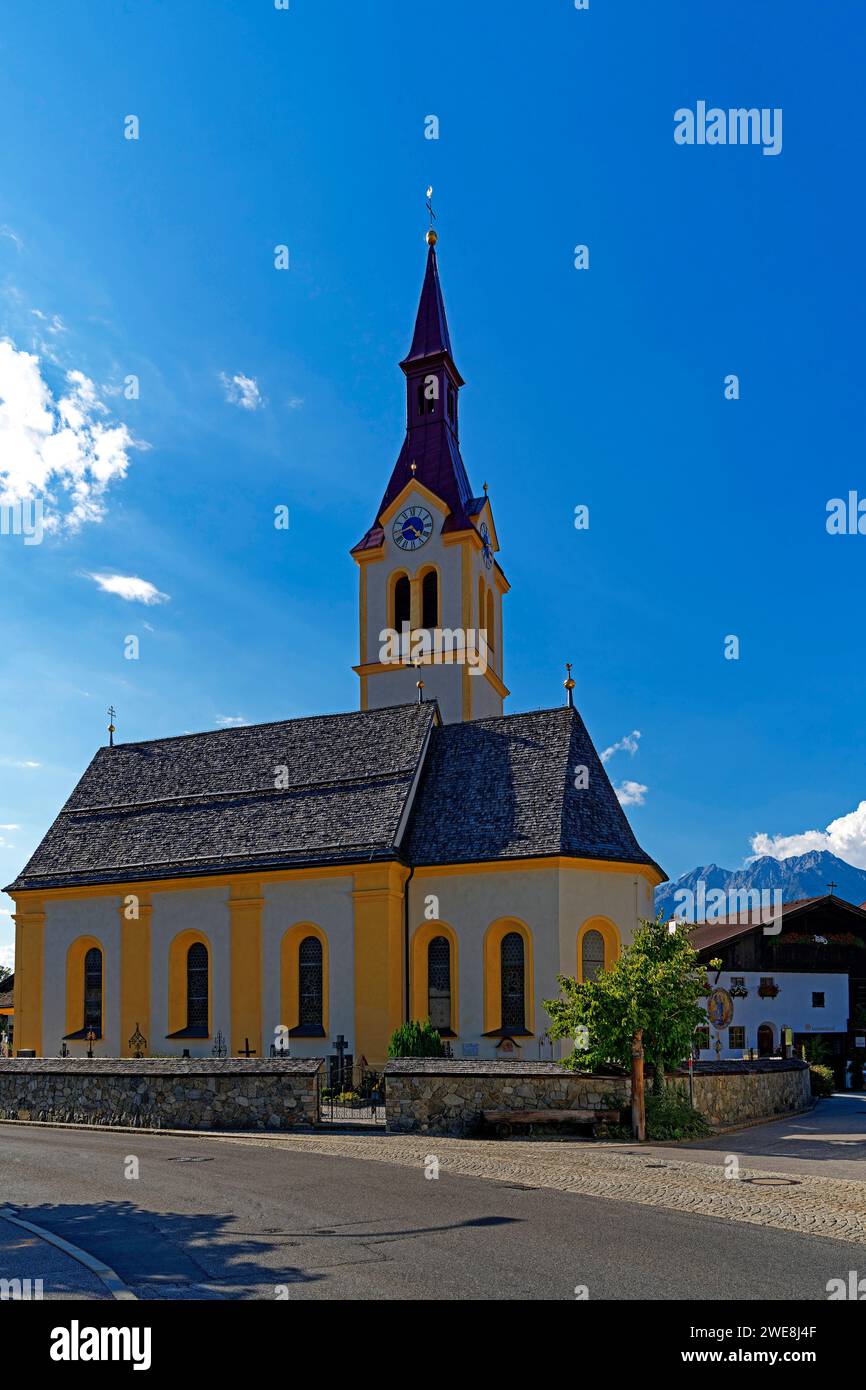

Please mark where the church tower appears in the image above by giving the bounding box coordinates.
[352,229,509,723]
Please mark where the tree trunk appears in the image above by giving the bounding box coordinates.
[631,1029,646,1141]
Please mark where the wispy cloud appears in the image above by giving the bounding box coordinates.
[220,372,264,411]
[31,308,65,334]
[215,715,248,728]
[614,780,648,807]
[0,758,40,769]
[0,339,144,527]
[601,729,641,764]
[0,941,14,974]
[0,825,20,831]
[751,800,866,870]
[0,225,23,252]
[86,573,169,605]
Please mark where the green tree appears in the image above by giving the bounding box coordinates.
[544,916,710,1089]
[387,1019,446,1059]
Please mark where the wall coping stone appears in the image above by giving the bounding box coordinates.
[1,1058,323,1076]
[385,1059,580,1077]
[385,1058,809,1079]
[683,1060,808,1076]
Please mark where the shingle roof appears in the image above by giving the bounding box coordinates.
[403,705,663,874]
[6,703,663,893]
[6,704,437,892]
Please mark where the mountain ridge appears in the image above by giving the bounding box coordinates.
[654,850,866,919]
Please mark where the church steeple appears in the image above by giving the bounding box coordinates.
[402,232,456,366]
[351,224,509,724]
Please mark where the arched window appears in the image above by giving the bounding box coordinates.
[394,574,411,630]
[485,590,495,653]
[428,935,451,1031]
[186,943,208,1032]
[421,569,438,628]
[83,947,102,1033]
[299,935,323,1028]
[581,929,606,983]
[500,932,525,1031]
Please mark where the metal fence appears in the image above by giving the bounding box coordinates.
[317,1062,385,1126]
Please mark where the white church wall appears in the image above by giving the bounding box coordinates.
[43,896,122,1057]
[150,887,231,1058]
[410,865,560,1059]
[261,876,356,1059]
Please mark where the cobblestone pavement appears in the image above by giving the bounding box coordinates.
[213,1128,866,1246]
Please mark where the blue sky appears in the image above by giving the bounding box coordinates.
[1,0,865,964]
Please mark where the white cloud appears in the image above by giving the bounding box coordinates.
[31,309,65,334]
[601,729,641,764]
[0,339,142,528]
[0,758,40,769]
[220,372,264,411]
[751,800,866,869]
[0,226,23,252]
[0,941,14,974]
[86,573,169,605]
[216,715,248,728]
[0,824,19,831]
[0,837,14,849]
[614,780,648,807]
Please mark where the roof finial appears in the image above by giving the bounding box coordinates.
[425,186,437,246]
[107,704,117,747]
[410,460,417,476]
[483,481,488,495]
[416,679,425,703]
[563,664,575,708]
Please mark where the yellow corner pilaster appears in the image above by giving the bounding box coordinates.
[229,882,263,1058]
[120,891,151,1056]
[352,863,409,1066]
[12,895,44,1055]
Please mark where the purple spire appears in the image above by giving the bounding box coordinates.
[401,243,454,365]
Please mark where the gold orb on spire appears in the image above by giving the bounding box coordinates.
[426,228,438,246]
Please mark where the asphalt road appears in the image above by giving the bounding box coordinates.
[640,1092,866,1180]
[0,1120,860,1300]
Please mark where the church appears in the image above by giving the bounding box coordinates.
[6,228,665,1067]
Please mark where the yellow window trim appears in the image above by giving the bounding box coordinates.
[65,935,104,1043]
[577,915,621,982]
[483,918,535,1036]
[167,929,212,1039]
[410,920,459,1036]
[279,922,329,1038]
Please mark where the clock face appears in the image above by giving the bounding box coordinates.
[393,506,434,551]
[480,521,494,570]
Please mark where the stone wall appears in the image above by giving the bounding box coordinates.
[383,1058,811,1136]
[672,1059,811,1128]
[384,1059,631,1136]
[0,1058,322,1132]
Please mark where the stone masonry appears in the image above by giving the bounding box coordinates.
[0,1058,322,1132]
[383,1058,811,1136]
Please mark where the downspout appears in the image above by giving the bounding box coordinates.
[404,864,415,1023]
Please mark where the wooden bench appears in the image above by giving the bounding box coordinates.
[481,1108,621,1139]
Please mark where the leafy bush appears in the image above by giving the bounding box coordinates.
[604,1091,711,1141]
[809,1064,835,1098]
[387,1019,446,1059]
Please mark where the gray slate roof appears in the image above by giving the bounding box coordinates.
[7,704,437,891]
[6,702,662,893]
[403,706,662,873]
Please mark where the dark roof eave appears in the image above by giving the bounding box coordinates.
[5,846,407,895]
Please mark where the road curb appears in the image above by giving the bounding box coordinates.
[0,1207,137,1301]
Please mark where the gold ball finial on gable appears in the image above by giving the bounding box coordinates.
[426,228,437,246]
